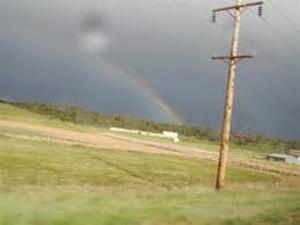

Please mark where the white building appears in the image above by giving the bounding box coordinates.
[267,153,300,165]
[163,131,179,142]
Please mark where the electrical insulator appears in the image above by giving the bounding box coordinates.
[212,12,216,23]
[258,6,263,17]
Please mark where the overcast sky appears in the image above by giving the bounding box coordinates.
[0,0,299,140]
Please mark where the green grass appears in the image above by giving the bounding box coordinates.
[7,101,300,151]
[0,102,300,225]
[178,136,285,158]
[1,189,299,225]
[0,133,300,225]
[0,102,292,158]
[108,130,285,161]
[0,103,107,133]
[0,135,279,188]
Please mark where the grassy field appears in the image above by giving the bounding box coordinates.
[106,130,284,161]
[0,103,300,225]
[0,102,292,157]
[0,103,94,132]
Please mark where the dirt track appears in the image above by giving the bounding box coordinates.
[0,120,182,156]
[0,120,299,176]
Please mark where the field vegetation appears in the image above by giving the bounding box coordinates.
[4,100,299,155]
[0,101,299,225]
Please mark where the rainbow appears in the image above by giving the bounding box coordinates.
[96,56,184,125]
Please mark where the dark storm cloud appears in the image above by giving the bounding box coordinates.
[0,0,299,139]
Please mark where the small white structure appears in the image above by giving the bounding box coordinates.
[109,127,140,134]
[266,153,300,165]
[163,131,180,143]
[110,127,180,142]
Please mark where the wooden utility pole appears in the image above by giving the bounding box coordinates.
[212,0,264,190]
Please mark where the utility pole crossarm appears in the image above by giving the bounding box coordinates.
[213,1,264,13]
[211,55,254,60]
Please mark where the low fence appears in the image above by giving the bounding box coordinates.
[109,127,179,142]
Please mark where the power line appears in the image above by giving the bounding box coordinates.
[248,7,273,28]
[266,0,300,33]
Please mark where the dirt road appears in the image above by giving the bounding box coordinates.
[1,120,299,176]
[0,120,181,156]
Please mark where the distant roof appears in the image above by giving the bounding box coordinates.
[267,153,300,165]
[267,153,292,159]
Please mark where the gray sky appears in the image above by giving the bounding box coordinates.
[0,0,299,140]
